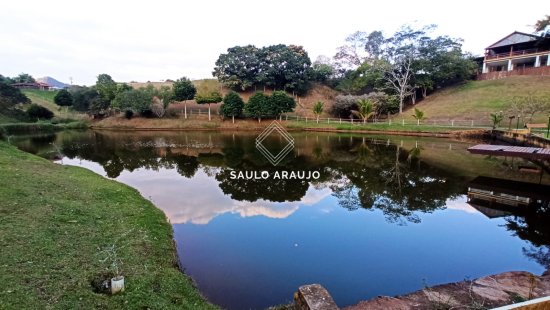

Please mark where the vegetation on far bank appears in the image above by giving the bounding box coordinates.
[0,141,216,309]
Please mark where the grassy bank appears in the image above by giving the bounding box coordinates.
[92,116,488,135]
[0,142,216,309]
[398,76,550,123]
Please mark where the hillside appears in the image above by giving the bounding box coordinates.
[20,89,85,120]
[398,76,550,124]
[129,80,338,117]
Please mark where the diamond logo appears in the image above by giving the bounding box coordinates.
[256,121,294,166]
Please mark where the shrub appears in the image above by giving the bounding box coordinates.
[27,104,54,121]
[124,110,134,119]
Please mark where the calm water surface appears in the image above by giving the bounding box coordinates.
[13,130,550,309]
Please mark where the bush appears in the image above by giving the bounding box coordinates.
[124,109,134,119]
[27,104,54,121]
[331,93,399,119]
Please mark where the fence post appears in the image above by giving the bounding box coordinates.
[402,119,405,126]
[328,118,330,124]
[471,120,474,127]
[339,118,342,124]
[389,119,392,125]
[306,117,308,123]
[452,120,454,127]
[286,115,288,121]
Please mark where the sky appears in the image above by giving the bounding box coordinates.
[1,0,547,85]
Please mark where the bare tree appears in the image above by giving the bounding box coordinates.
[381,55,416,114]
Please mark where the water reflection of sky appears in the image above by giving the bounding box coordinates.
[57,157,545,309]
[59,158,332,224]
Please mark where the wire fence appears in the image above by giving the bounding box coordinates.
[281,115,495,128]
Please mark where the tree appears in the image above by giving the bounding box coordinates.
[54,89,73,107]
[245,92,270,123]
[336,24,475,113]
[112,89,152,116]
[313,101,324,123]
[151,86,173,118]
[0,82,30,110]
[352,99,375,124]
[535,15,550,32]
[213,44,313,94]
[383,57,415,114]
[490,111,504,129]
[13,73,35,83]
[95,74,117,104]
[268,91,296,117]
[27,104,54,121]
[172,77,196,119]
[220,91,244,123]
[311,56,335,83]
[213,45,261,90]
[411,108,425,125]
[70,86,99,112]
[195,91,222,121]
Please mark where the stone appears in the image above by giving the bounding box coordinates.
[295,284,339,310]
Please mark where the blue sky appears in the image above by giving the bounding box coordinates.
[1,0,546,85]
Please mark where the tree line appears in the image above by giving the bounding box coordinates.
[212,24,477,116]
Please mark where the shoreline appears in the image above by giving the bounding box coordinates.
[0,142,216,309]
[89,122,490,139]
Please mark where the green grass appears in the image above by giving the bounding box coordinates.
[0,142,216,309]
[286,120,481,132]
[397,76,550,123]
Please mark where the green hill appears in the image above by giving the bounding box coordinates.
[21,89,86,120]
[399,76,550,124]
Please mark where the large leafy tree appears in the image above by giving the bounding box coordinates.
[95,74,117,103]
[220,91,244,123]
[213,44,313,94]
[213,45,261,91]
[54,89,73,107]
[70,86,100,112]
[112,88,152,115]
[172,77,196,119]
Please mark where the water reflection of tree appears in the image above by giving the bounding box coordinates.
[329,142,463,224]
[55,132,465,224]
[505,205,550,269]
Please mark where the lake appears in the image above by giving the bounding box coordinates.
[12,130,550,309]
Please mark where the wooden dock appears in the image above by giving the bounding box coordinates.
[468,144,550,160]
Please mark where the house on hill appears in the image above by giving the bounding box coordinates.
[11,82,51,90]
[479,31,550,79]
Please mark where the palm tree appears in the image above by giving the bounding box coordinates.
[312,101,324,123]
[352,99,375,124]
[411,108,425,125]
[490,111,504,130]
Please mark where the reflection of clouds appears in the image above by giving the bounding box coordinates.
[445,196,479,214]
[60,158,332,225]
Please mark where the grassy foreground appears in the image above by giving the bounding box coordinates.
[0,142,216,309]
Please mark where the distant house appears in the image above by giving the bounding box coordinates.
[480,31,550,79]
[11,82,51,90]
